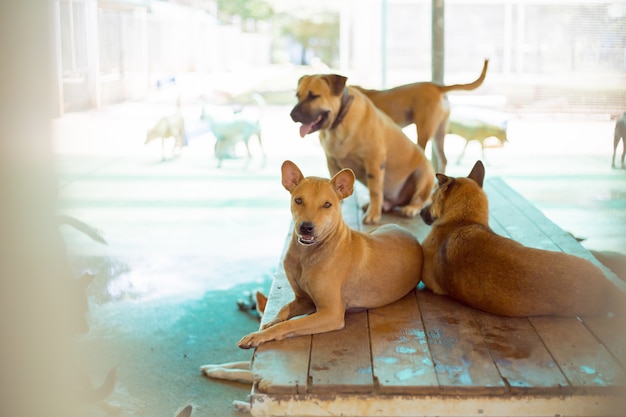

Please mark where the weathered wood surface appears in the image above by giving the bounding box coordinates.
[249,178,625,416]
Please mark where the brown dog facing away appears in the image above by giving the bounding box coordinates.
[290,74,435,225]
[419,160,611,317]
[238,161,423,349]
[353,59,489,173]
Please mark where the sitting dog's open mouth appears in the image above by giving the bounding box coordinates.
[298,112,329,138]
[297,234,317,245]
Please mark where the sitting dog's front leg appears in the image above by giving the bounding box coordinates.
[363,161,385,225]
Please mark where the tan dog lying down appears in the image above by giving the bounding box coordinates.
[419,161,610,317]
[291,74,434,225]
[238,161,422,349]
[353,60,489,173]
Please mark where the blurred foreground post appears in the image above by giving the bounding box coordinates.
[0,1,79,417]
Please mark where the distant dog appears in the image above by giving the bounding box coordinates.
[238,161,422,348]
[353,60,488,173]
[145,101,185,160]
[291,74,434,225]
[419,160,612,317]
[201,93,266,168]
[613,111,626,169]
[447,117,508,164]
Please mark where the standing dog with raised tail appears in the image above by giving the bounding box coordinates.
[238,161,423,349]
[419,161,611,317]
[353,59,489,173]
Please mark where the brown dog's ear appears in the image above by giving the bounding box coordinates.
[436,173,452,186]
[281,160,304,191]
[331,168,355,199]
[322,74,348,96]
[467,160,485,188]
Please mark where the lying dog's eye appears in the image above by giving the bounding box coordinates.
[323,202,332,208]
[294,198,303,205]
[307,92,319,100]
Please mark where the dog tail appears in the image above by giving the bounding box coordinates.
[439,59,488,93]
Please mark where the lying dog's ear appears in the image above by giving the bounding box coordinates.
[331,168,355,199]
[436,173,453,188]
[435,173,456,195]
[281,160,304,191]
[322,74,348,96]
[467,160,485,188]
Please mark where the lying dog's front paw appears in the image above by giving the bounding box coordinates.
[237,332,267,349]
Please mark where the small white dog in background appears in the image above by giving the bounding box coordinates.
[201,93,266,168]
[145,99,185,160]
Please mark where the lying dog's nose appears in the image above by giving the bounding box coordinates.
[419,207,433,225]
[299,222,314,235]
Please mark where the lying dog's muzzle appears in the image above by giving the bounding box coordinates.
[297,221,317,245]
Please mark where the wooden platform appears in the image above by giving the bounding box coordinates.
[249,178,626,417]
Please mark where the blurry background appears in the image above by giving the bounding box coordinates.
[55,0,624,114]
[44,0,626,416]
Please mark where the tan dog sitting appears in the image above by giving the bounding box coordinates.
[290,74,434,225]
[353,59,489,173]
[238,161,423,349]
[419,160,609,317]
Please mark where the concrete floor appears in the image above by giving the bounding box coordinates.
[55,89,626,417]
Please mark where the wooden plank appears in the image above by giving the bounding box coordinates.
[309,310,374,393]
[416,289,507,394]
[369,290,439,393]
[250,393,625,417]
[530,316,624,394]
[484,178,561,251]
[253,336,311,394]
[473,311,569,393]
[252,261,312,394]
[582,315,626,369]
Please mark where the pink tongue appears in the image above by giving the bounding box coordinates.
[299,122,314,138]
